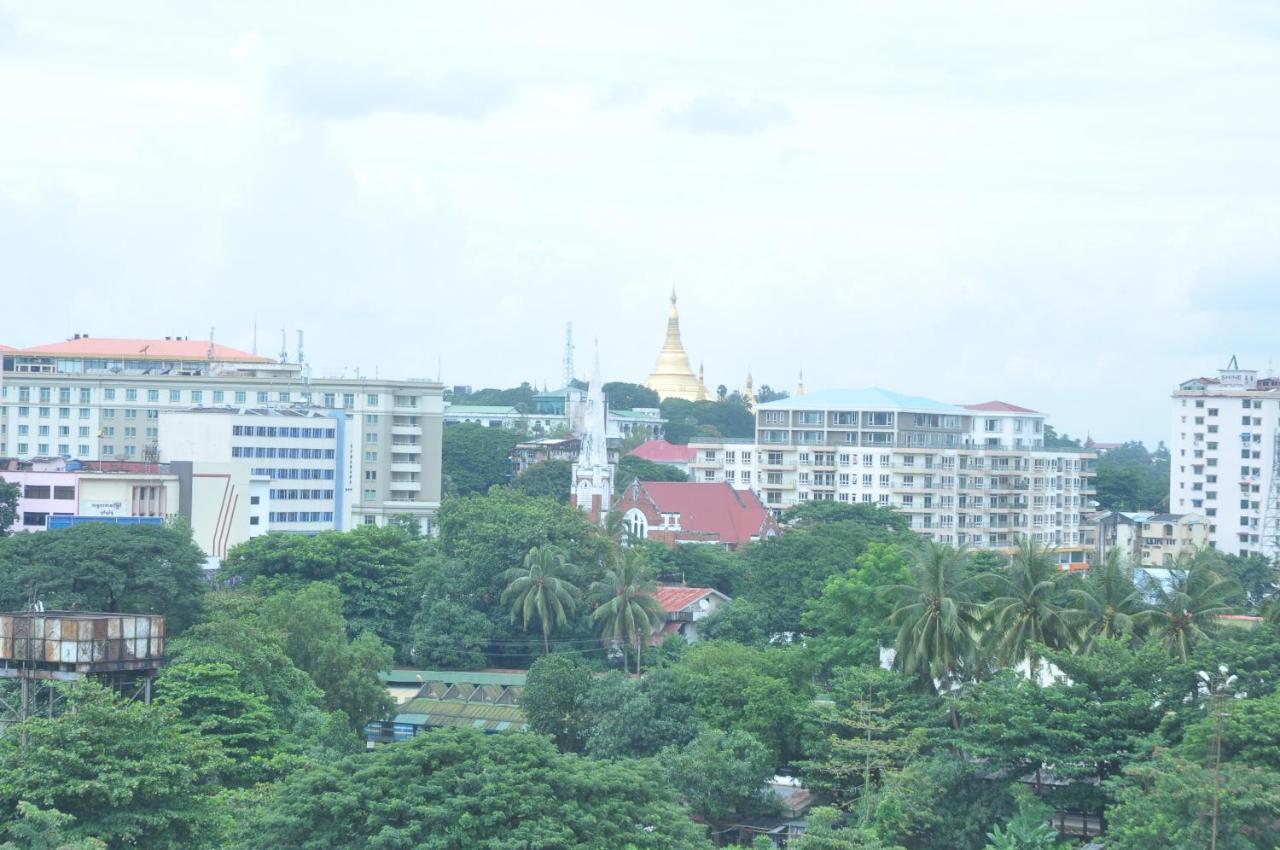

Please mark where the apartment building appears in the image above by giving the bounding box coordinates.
[1092,511,1209,567]
[685,389,1095,558]
[1169,358,1280,558]
[0,336,443,531]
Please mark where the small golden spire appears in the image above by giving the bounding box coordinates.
[797,369,805,397]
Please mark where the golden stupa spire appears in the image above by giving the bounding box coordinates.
[697,361,709,401]
[644,289,704,401]
[796,369,805,397]
[743,368,756,412]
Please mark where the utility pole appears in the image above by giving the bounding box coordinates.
[1199,666,1237,850]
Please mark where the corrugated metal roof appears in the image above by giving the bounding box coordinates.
[380,669,528,687]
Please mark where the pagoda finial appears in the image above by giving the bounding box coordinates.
[797,369,805,397]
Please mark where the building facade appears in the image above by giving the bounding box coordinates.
[0,336,442,531]
[679,389,1095,559]
[1169,358,1280,558]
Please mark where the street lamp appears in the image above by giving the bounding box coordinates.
[1197,666,1238,850]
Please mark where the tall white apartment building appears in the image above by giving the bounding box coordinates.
[0,336,442,532]
[688,388,1096,559]
[1169,359,1280,558]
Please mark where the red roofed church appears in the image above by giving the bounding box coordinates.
[614,479,780,550]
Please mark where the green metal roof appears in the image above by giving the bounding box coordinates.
[379,669,529,687]
[394,699,527,731]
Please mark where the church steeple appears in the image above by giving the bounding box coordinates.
[644,290,704,401]
[572,341,613,524]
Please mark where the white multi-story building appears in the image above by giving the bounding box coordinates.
[1169,358,1280,558]
[685,388,1096,560]
[0,336,443,532]
[159,407,347,536]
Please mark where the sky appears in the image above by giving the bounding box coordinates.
[1,2,1278,445]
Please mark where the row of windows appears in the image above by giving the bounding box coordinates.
[10,407,92,419]
[231,447,336,459]
[269,489,335,500]
[14,425,98,437]
[18,485,76,500]
[250,468,336,480]
[10,443,93,457]
[231,425,336,438]
[269,512,335,523]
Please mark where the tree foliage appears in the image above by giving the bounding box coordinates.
[0,480,18,537]
[510,460,573,501]
[441,423,522,496]
[0,522,206,631]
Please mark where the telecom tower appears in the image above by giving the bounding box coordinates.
[563,323,575,388]
[1264,431,1280,559]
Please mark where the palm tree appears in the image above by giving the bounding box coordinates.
[982,538,1077,679]
[590,548,665,675]
[1066,549,1148,652]
[500,545,579,655]
[1137,554,1240,662]
[885,540,982,693]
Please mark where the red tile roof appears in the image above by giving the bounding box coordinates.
[653,585,719,613]
[628,439,696,464]
[638,482,772,547]
[963,400,1040,413]
[18,337,270,363]
[0,344,15,352]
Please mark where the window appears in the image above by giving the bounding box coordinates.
[741,471,751,484]
[125,409,137,419]
[78,444,89,456]
[213,390,224,403]
[79,407,89,419]
[235,391,247,403]
[38,387,51,403]
[365,451,378,463]
[257,391,269,403]
[102,445,114,455]
[104,388,115,400]
[191,390,202,403]
[38,407,49,418]
[367,394,379,406]
[367,433,378,443]
[23,485,51,499]
[125,388,137,401]
[53,486,75,500]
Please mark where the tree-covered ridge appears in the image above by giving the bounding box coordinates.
[1,495,1279,848]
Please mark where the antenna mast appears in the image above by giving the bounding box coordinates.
[279,329,287,365]
[563,322,575,388]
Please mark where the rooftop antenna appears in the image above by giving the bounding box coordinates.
[252,314,258,356]
[437,355,442,382]
[207,326,215,373]
[279,329,287,365]
[563,322,575,388]
[297,330,304,368]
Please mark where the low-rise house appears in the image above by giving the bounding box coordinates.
[614,480,780,551]
[365,670,528,747]
[652,585,730,644]
[1092,510,1208,567]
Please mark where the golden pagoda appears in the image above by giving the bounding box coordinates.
[644,290,707,402]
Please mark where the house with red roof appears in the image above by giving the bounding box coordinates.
[627,439,696,475]
[651,585,730,644]
[614,479,780,550]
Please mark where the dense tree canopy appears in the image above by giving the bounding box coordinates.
[510,459,573,500]
[239,728,714,850]
[441,423,522,496]
[0,480,17,536]
[0,522,207,631]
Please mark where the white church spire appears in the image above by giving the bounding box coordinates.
[572,340,613,523]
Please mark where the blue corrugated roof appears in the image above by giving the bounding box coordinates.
[756,388,965,413]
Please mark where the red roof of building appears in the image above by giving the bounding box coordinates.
[0,344,15,352]
[18,337,270,363]
[653,586,720,614]
[963,400,1040,413]
[628,439,696,464]
[638,481,772,548]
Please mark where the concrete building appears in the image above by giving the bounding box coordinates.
[680,389,1096,561]
[1093,510,1210,567]
[159,407,347,535]
[0,336,442,532]
[1169,358,1280,558]
[651,586,730,644]
[443,386,664,440]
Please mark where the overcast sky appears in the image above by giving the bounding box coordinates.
[2,2,1278,444]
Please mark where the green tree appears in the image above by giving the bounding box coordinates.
[1065,548,1148,651]
[258,583,394,728]
[510,460,573,501]
[886,541,982,692]
[603,381,660,410]
[981,789,1057,850]
[1093,441,1170,511]
[0,479,18,536]
[787,807,896,850]
[0,522,207,631]
[1219,552,1279,611]
[701,598,773,646]
[156,659,279,786]
[580,668,699,759]
[501,545,580,654]
[1138,559,1240,661]
[441,423,522,496]
[661,728,776,828]
[0,802,105,850]
[240,728,713,850]
[982,539,1076,678]
[522,653,596,753]
[0,682,227,850]
[409,598,490,669]
[590,550,664,674]
[1104,750,1280,850]
[804,543,912,669]
[221,524,426,649]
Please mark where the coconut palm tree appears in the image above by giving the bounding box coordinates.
[885,540,982,692]
[1137,554,1240,662]
[1066,549,1148,652]
[500,545,579,655]
[982,538,1077,679]
[590,548,664,675]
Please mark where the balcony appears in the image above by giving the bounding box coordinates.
[390,462,420,473]
[389,480,421,491]
[390,441,422,452]
[392,425,422,437]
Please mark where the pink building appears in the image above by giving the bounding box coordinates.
[0,463,80,532]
